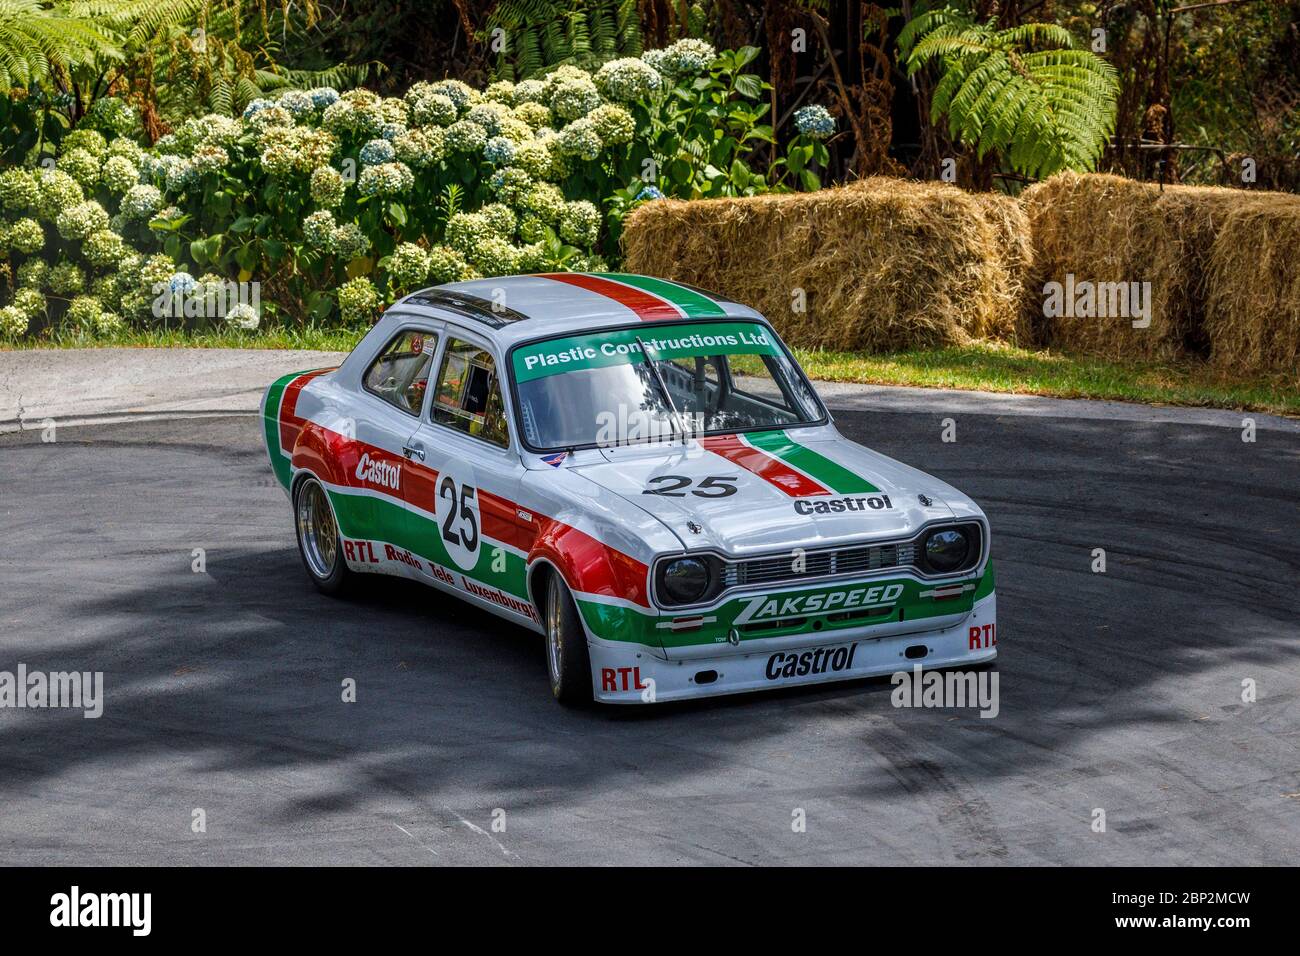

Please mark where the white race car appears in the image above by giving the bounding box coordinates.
[263,273,996,704]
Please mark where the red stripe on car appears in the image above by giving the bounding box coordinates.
[538,273,682,322]
[292,422,651,607]
[699,434,830,497]
[278,369,333,455]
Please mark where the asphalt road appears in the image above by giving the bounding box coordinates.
[0,406,1297,865]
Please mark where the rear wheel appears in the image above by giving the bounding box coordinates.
[543,572,593,705]
[295,476,350,594]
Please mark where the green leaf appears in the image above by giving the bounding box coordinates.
[733,74,764,100]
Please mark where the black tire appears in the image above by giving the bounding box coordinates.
[542,571,593,705]
[294,476,351,595]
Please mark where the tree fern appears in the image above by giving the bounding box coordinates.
[0,0,120,89]
[485,0,645,79]
[902,7,1119,178]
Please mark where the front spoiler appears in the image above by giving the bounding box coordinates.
[589,592,997,703]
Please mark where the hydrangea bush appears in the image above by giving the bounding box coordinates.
[1,39,834,340]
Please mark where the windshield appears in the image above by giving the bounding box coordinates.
[510,321,824,450]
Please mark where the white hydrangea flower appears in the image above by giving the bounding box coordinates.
[191,144,230,175]
[427,244,476,284]
[310,166,346,206]
[555,117,603,160]
[226,303,260,331]
[102,155,139,193]
[643,39,717,77]
[56,200,110,241]
[512,101,552,130]
[0,168,40,211]
[519,181,566,222]
[36,168,84,220]
[337,276,380,323]
[332,222,372,259]
[513,79,547,104]
[408,89,458,127]
[386,241,431,292]
[489,166,534,205]
[303,210,338,251]
[594,57,662,101]
[61,128,108,158]
[121,184,163,221]
[8,217,44,253]
[480,202,518,238]
[0,305,29,339]
[559,199,601,247]
[588,104,635,146]
[357,161,414,197]
[12,287,46,319]
[484,80,517,106]
[66,295,103,331]
[393,127,445,168]
[549,76,602,121]
[445,119,489,153]
[360,138,397,166]
[83,229,128,267]
[466,102,510,136]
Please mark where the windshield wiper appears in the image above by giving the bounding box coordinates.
[635,335,685,442]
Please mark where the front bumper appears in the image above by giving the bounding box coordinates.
[589,591,997,703]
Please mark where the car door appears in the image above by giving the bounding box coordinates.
[342,319,440,571]
[402,327,532,617]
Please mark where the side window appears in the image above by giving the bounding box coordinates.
[662,355,723,417]
[363,329,436,415]
[431,337,510,447]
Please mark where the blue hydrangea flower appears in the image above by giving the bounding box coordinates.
[167,272,197,295]
[359,138,396,166]
[309,87,341,109]
[794,105,836,139]
[483,135,516,166]
[635,185,664,201]
[242,99,275,121]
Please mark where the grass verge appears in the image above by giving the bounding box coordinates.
[0,325,367,352]
[771,341,1298,416]
[4,333,1296,417]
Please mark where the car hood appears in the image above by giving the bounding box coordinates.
[570,428,970,554]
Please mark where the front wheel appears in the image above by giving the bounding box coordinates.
[294,476,350,595]
[544,573,593,706]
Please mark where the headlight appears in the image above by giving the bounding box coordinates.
[660,557,711,605]
[923,527,971,573]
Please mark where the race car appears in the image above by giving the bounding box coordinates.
[262,273,996,704]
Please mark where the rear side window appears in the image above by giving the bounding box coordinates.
[363,329,437,415]
[431,337,510,447]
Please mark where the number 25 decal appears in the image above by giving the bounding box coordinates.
[439,475,479,551]
[643,475,739,498]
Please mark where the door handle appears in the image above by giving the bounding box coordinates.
[402,444,425,462]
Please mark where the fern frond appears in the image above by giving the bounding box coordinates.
[901,5,1118,178]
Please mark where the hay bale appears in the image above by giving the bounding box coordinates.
[1205,202,1300,373]
[971,190,1034,345]
[1020,172,1287,361]
[622,177,1026,352]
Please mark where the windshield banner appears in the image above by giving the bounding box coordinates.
[512,322,782,383]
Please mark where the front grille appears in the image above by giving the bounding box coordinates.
[722,541,917,589]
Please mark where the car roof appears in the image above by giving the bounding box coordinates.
[386,273,766,348]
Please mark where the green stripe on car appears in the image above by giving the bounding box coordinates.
[746,429,879,494]
[593,273,728,317]
[262,371,297,490]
